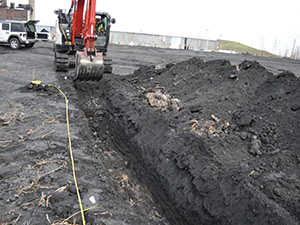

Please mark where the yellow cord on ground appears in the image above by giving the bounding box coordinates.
[47,84,86,225]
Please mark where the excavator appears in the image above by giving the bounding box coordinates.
[54,0,115,81]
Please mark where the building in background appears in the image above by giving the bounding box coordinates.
[0,1,27,21]
[0,0,7,8]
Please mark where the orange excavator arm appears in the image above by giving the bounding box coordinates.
[69,0,105,80]
[72,0,98,55]
[83,0,98,54]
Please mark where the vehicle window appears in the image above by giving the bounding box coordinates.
[2,23,9,31]
[11,23,25,32]
[25,24,36,32]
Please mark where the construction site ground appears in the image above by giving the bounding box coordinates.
[0,42,300,225]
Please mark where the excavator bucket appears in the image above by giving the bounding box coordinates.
[74,50,105,81]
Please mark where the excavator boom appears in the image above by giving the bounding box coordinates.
[83,0,98,53]
[73,0,103,80]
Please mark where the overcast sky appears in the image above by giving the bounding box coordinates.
[8,0,300,56]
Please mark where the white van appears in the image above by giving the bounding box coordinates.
[0,20,39,49]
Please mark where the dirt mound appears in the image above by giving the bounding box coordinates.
[83,57,300,224]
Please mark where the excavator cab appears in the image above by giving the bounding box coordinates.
[53,2,115,81]
[94,12,115,54]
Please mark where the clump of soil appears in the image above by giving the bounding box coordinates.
[85,57,300,225]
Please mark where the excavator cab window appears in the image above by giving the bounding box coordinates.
[95,15,107,35]
[102,17,107,31]
[95,15,108,47]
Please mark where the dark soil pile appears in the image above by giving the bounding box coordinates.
[2,42,300,225]
[80,57,300,225]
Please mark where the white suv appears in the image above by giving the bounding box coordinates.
[0,20,39,49]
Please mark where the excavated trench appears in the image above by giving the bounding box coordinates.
[74,57,300,225]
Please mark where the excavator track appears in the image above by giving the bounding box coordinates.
[104,57,113,74]
[54,52,69,72]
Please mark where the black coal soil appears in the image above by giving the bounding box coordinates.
[76,57,300,225]
[1,42,300,225]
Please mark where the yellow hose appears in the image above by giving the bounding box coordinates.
[47,84,86,225]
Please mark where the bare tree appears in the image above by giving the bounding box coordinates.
[291,39,297,59]
[259,37,267,51]
[272,37,279,55]
[294,46,300,60]
[284,47,290,58]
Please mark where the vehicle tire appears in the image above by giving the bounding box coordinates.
[25,43,35,48]
[9,38,20,50]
